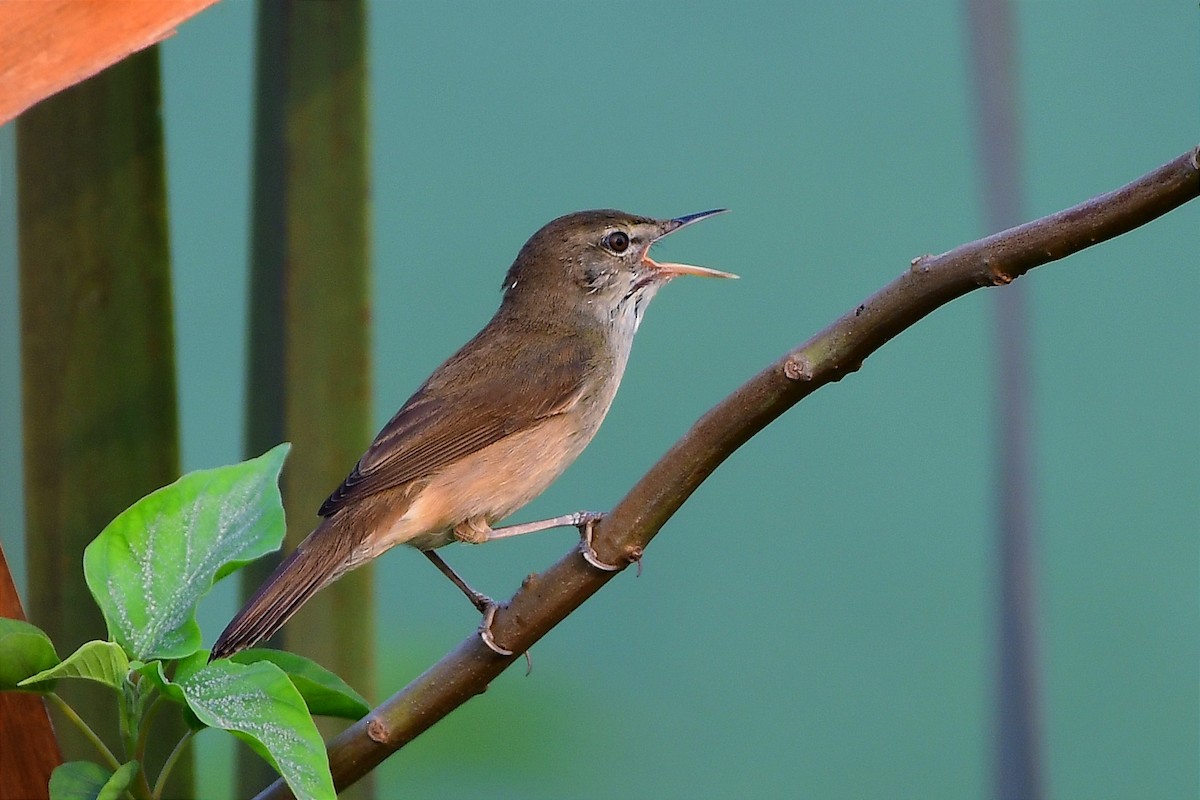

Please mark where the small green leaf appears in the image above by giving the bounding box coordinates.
[20,640,129,690]
[232,648,369,720]
[0,617,59,691]
[134,659,205,730]
[48,762,108,800]
[48,760,138,800]
[134,661,186,704]
[98,762,138,800]
[178,659,333,800]
[84,444,290,661]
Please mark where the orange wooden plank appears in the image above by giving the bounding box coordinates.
[0,0,220,126]
[0,545,61,800]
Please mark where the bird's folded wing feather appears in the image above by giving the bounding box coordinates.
[318,332,593,517]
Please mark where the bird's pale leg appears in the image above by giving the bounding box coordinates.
[436,511,629,657]
[422,549,513,656]
[484,510,601,540]
[422,549,493,612]
[482,511,625,571]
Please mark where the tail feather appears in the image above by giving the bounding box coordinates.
[211,518,356,660]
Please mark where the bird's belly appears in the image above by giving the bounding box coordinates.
[375,414,595,552]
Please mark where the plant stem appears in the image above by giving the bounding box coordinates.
[152,729,195,800]
[132,695,165,765]
[46,692,122,771]
[117,680,154,800]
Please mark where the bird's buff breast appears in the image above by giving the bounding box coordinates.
[374,413,596,553]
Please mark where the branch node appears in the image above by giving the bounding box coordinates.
[976,254,1017,287]
[910,254,934,273]
[783,355,813,381]
[626,545,645,577]
[366,717,389,744]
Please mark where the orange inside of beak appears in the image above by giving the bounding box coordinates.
[641,254,739,280]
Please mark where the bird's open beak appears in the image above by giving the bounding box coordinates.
[644,208,739,280]
[642,255,739,280]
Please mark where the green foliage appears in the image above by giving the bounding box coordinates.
[21,640,129,691]
[0,617,59,691]
[0,445,359,800]
[178,659,336,799]
[232,648,371,720]
[49,761,139,800]
[83,444,290,661]
[133,659,203,730]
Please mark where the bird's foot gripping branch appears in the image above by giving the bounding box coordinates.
[0,445,365,800]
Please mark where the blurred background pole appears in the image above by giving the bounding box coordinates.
[17,48,192,797]
[240,0,375,796]
[964,1,1044,798]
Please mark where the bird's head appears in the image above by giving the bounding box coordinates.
[501,208,736,332]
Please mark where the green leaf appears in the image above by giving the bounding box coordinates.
[0,617,59,691]
[49,760,138,800]
[48,762,108,800]
[134,660,186,705]
[83,443,290,661]
[173,648,211,684]
[232,648,370,720]
[20,640,129,690]
[134,657,206,730]
[178,659,333,800]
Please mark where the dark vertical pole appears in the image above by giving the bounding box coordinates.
[17,48,192,797]
[241,1,375,795]
[964,2,1044,798]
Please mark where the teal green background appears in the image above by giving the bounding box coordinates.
[1,2,1197,798]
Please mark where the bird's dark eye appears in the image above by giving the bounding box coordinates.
[603,230,630,254]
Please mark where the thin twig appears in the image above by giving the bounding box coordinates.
[153,729,195,800]
[132,694,165,770]
[46,692,123,772]
[255,145,1200,799]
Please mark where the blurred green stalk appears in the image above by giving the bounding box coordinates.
[18,48,192,797]
[240,0,375,796]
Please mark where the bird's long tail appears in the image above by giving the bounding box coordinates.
[210,516,357,660]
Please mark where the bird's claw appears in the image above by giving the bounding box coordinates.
[576,513,626,572]
[478,601,514,657]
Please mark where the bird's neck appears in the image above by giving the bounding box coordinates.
[495,289,641,375]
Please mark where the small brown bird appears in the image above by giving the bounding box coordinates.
[211,208,734,659]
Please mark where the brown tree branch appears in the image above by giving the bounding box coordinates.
[255,144,1200,799]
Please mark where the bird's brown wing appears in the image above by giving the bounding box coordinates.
[318,329,593,517]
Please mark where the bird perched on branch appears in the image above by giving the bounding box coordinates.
[211,208,735,659]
